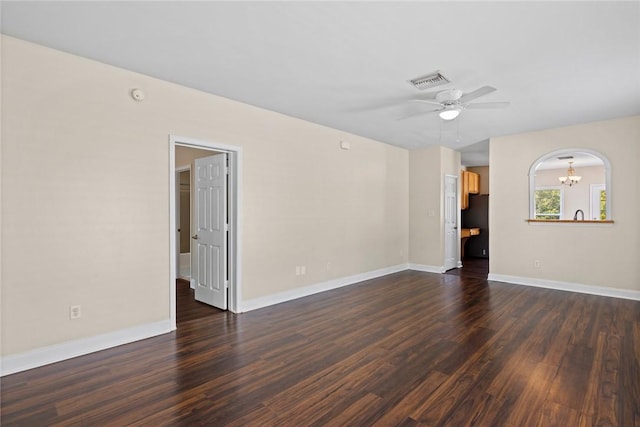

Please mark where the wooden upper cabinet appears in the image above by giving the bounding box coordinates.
[461,170,480,210]
[468,171,479,194]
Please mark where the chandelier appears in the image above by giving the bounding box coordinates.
[558,161,581,186]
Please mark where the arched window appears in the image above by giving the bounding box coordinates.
[529,149,611,221]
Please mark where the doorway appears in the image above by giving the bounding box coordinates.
[453,192,490,280]
[169,135,242,331]
[176,167,191,280]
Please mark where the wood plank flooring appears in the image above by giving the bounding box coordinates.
[444,257,488,280]
[1,271,639,426]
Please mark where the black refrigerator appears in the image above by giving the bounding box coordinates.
[462,194,489,258]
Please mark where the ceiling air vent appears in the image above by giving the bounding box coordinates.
[408,71,450,90]
[557,156,574,160]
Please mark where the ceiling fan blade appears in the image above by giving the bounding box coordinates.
[465,101,510,109]
[397,108,442,120]
[409,99,443,106]
[460,86,496,103]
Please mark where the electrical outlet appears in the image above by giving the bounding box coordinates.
[482,249,486,256]
[69,305,82,320]
[295,266,301,276]
[534,260,541,269]
[301,266,306,275]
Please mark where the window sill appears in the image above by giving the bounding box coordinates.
[526,219,614,224]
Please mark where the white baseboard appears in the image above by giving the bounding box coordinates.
[488,273,640,301]
[408,263,444,274]
[1,320,172,377]
[240,263,410,312]
[7,269,634,376]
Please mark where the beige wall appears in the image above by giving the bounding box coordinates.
[1,36,409,356]
[409,145,460,268]
[5,34,634,363]
[490,115,640,291]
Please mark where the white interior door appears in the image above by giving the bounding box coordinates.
[193,153,227,309]
[444,175,459,271]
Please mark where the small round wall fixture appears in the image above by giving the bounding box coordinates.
[130,88,145,102]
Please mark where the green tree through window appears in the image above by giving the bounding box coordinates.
[535,188,561,219]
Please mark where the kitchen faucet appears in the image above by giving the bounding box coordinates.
[573,209,584,221]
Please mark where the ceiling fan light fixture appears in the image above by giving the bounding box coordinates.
[439,106,461,120]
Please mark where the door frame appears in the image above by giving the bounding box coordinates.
[443,174,461,271]
[169,135,243,329]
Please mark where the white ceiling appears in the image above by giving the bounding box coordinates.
[2,1,639,166]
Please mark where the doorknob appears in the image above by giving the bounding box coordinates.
[191,234,199,240]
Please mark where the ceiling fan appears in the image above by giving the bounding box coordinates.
[405,86,509,121]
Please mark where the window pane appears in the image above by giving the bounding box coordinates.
[600,190,606,220]
[535,189,561,219]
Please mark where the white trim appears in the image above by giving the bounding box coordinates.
[5,267,634,376]
[0,320,172,376]
[533,185,563,220]
[443,174,460,271]
[169,143,178,330]
[409,263,445,274]
[241,264,409,312]
[169,135,243,321]
[488,273,640,301]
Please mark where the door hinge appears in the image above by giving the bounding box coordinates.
[224,280,229,289]
[224,223,229,232]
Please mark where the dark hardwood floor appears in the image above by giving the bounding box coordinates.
[445,257,489,280]
[1,271,639,426]
[176,278,222,324]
